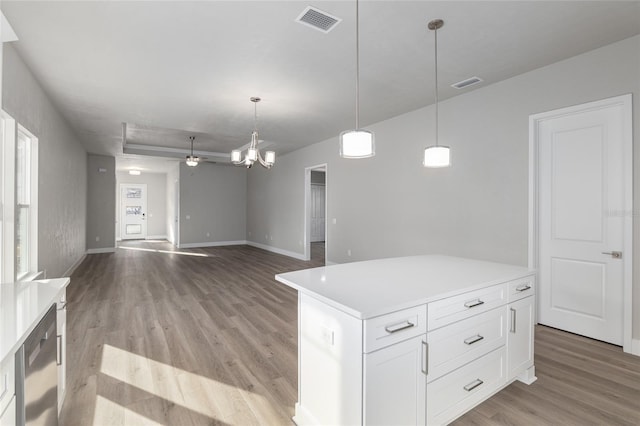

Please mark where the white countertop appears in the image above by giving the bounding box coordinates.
[275,255,534,319]
[0,278,70,362]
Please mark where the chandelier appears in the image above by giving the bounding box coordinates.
[231,97,275,169]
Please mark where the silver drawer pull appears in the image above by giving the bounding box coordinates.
[463,334,484,345]
[385,321,415,334]
[463,379,484,392]
[421,341,428,375]
[464,299,485,308]
[516,284,531,292]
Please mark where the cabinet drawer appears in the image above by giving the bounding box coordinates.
[507,276,535,302]
[364,305,426,353]
[428,284,507,330]
[0,355,15,416]
[427,307,506,382]
[427,347,507,426]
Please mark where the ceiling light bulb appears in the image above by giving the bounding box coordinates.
[423,146,450,168]
[129,170,141,176]
[247,147,258,162]
[340,129,375,158]
[264,151,275,165]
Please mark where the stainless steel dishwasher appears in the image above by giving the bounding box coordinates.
[15,304,58,426]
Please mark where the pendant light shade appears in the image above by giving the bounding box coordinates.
[340,129,374,159]
[186,136,200,167]
[423,145,450,168]
[339,0,375,159]
[423,19,451,168]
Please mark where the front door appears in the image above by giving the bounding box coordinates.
[120,183,147,240]
[535,95,631,346]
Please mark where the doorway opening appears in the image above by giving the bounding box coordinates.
[305,164,327,264]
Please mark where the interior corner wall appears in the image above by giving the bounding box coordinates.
[2,43,87,278]
[166,163,179,245]
[86,154,115,250]
[116,171,167,240]
[246,36,640,338]
[179,162,246,246]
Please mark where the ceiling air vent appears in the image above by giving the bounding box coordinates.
[451,76,484,90]
[296,6,341,33]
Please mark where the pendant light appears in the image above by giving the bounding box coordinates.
[423,19,451,168]
[339,0,374,159]
[231,97,275,169]
[186,136,200,167]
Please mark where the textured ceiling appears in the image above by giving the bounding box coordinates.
[2,1,639,171]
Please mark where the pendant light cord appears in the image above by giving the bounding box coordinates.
[434,25,439,147]
[355,0,360,130]
[189,136,195,156]
[254,101,258,132]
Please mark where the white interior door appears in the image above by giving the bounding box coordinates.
[120,183,147,240]
[310,184,326,242]
[536,96,631,346]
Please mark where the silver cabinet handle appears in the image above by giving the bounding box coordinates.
[510,307,516,333]
[464,379,484,392]
[464,299,485,308]
[421,341,428,375]
[57,335,62,366]
[516,284,531,292]
[464,334,484,345]
[602,251,622,259]
[385,321,415,334]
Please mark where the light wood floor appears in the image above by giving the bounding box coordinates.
[60,242,640,425]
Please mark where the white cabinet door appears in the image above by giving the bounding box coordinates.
[507,296,534,380]
[364,335,426,425]
[0,395,16,426]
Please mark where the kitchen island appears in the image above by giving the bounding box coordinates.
[275,255,536,425]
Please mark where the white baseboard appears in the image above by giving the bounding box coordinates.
[247,241,306,261]
[631,338,640,356]
[179,240,247,249]
[325,260,338,266]
[146,235,168,240]
[63,253,87,277]
[86,247,116,254]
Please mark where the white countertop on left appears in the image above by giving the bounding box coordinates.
[0,278,70,362]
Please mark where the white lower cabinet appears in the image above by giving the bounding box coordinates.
[56,290,67,414]
[293,274,536,426]
[0,395,16,426]
[507,296,535,380]
[364,335,426,425]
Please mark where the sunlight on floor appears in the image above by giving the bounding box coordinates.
[118,246,212,257]
[94,395,164,426]
[97,344,262,424]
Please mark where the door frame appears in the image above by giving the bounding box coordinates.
[304,163,328,262]
[528,94,633,354]
[119,183,148,241]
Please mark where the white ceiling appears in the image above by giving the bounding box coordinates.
[2,1,639,172]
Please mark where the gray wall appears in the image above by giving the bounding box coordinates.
[86,155,115,250]
[179,162,246,245]
[247,36,640,338]
[116,171,167,239]
[166,163,179,245]
[3,44,87,277]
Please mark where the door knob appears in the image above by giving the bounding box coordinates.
[602,251,622,259]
